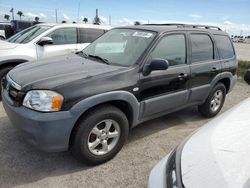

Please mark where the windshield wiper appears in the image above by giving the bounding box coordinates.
[88,55,110,65]
[76,51,89,58]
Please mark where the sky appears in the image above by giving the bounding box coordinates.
[0,0,250,35]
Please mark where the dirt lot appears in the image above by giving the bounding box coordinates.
[0,81,249,188]
[234,43,250,61]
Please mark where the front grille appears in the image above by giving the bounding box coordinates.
[2,75,25,106]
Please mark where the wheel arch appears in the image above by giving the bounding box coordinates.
[68,91,140,147]
[0,59,28,70]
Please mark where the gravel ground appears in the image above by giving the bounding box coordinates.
[0,81,249,188]
[234,43,250,61]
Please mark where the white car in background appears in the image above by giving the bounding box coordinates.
[149,70,250,188]
[0,22,11,40]
[0,23,111,92]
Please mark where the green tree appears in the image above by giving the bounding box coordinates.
[34,16,40,22]
[17,11,24,20]
[134,21,141,25]
[83,17,88,24]
[4,14,10,21]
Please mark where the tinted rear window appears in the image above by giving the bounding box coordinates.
[214,35,235,59]
[79,28,105,43]
[191,34,214,63]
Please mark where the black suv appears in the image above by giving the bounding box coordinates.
[2,24,237,165]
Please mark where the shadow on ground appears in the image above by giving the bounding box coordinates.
[0,106,203,187]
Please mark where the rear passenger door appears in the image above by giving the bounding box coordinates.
[36,27,78,59]
[77,28,106,51]
[188,32,222,103]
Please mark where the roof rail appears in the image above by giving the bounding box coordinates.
[143,23,222,31]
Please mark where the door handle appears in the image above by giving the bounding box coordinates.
[211,67,218,72]
[178,73,188,80]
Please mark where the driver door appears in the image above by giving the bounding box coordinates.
[36,27,78,59]
[139,33,191,118]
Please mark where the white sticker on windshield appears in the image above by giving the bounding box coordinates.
[132,32,153,38]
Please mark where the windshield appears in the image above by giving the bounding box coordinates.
[82,29,156,66]
[8,25,51,44]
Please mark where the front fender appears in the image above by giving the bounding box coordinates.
[69,91,140,126]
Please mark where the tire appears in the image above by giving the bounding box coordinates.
[198,83,226,118]
[71,105,129,165]
[0,66,14,98]
[0,36,5,40]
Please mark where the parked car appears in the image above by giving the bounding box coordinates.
[0,23,111,93]
[0,22,11,40]
[10,20,37,34]
[2,24,237,165]
[148,70,250,188]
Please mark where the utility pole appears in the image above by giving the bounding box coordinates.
[109,16,111,26]
[77,2,80,22]
[55,9,58,23]
[10,8,14,21]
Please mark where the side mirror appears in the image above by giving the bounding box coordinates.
[142,59,169,76]
[37,37,53,46]
[244,69,250,85]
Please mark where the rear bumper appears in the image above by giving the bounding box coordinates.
[229,75,237,93]
[2,90,76,152]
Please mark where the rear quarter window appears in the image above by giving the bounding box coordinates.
[214,35,235,59]
[79,28,105,43]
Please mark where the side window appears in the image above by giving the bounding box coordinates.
[151,34,186,66]
[214,35,235,59]
[79,28,105,43]
[190,34,214,63]
[0,25,4,30]
[47,28,77,45]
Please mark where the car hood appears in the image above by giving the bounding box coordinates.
[0,40,19,50]
[181,97,250,188]
[8,54,126,90]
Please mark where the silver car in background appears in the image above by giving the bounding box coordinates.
[0,23,111,92]
[149,70,250,188]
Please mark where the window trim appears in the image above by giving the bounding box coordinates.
[189,32,216,64]
[44,27,77,46]
[146,32,188,68]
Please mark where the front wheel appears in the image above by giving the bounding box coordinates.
[0,66,14,98]
[198,83,226,118]
[71,105,129,165]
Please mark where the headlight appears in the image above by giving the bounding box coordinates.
[23,90,63,112]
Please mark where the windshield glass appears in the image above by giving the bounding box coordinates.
[8,25,51,44]
[82,29,156,66]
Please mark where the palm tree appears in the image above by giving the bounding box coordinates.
[4,14,10,21]
[134,21,141,25]
[83,17,88,24]
[34,17,40,22]
[93,9,101,25]
[93,16,101,25]
[17,11,24,20]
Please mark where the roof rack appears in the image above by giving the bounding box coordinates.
[143,23,222,31]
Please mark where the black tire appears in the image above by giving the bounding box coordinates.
[70,105,129,165]
[0,36,5,40]
[198,83,226,118]
[0,66,14,98]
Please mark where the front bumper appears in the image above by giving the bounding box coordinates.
[2,89,77,152]
[148,154,169,188]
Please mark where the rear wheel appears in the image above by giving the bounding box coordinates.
[71,105,129,165]
[0,36,5,40]
[198,83,226,118]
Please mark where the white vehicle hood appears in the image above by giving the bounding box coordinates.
[181,97,250,188]
[0,40,19,50]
